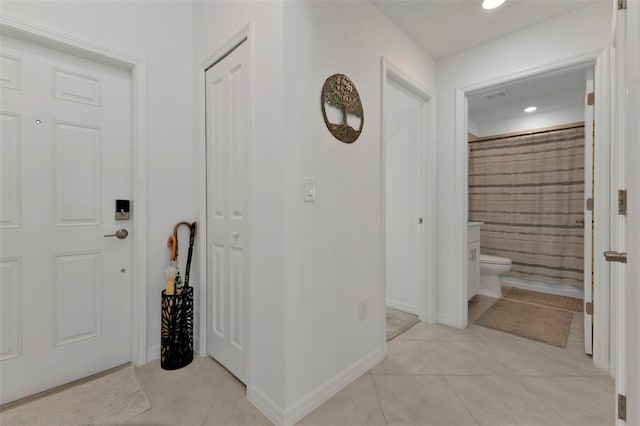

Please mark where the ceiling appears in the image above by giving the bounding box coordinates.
[372,0,608,59]
[468,66,590,123]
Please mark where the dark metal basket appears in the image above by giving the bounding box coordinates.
[161,286,194,370]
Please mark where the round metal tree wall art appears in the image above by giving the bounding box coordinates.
[321,74,364,143]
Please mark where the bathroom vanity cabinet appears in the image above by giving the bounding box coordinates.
[467,222,482,300]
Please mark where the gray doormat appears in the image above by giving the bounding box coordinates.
[386,307,420,341]
[1,366,150,426]
[503,287,583,312]
[475,298,573,348]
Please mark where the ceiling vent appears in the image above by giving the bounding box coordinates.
[483,89,509,100]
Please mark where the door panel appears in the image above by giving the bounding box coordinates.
[0,36,131,404]
[53,252,103,346]
[0,258,21,361]
[384,79,422,314]
[206,40,249,383]
[0,112,21,227]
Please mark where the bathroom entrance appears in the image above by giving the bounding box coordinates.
[464,64,601,355]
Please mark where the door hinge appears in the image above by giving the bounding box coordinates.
[618,190,627,215]
[618,0,627,10]
[585,301,593,315]
[587,92,595,106]
[586,198,594,211]
[618,394,627,421]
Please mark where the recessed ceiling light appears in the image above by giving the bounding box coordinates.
[524,106,537,113]
[482,0,506,10]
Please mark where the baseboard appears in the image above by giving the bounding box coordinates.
[146,337,201,365]
[282,346,385,426]
[385,298,419,315]
[501,276,584,299]
[437,312,461,328]
[146,345,160,363]
[247,386,285,426]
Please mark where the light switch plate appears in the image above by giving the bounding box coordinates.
[304,177,316,202]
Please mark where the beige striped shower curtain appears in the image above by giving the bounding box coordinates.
[468,125,585,288]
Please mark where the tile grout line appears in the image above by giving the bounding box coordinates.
[369,374,390,426]
[441,376,482,426]
[515,375,579,426]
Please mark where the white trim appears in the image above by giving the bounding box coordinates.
[380,57,437,347]
[584,66,595,356]
[281,347,385,426]
[454,51,611,367]
[247,386,285,426]
[0,14,148,366]
[593,49,613,371]
[146,345,160,363]
[501,276,584,299]
[454,88,469,329]
[386,298,419,316]
[195,20,254,381]
[437,313,457,327]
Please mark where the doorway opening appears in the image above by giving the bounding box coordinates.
[380,59,436,343]
[460,60,613,368]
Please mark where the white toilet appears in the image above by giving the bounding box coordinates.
[479,254,512,298]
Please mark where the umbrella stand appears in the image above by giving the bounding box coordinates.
[161,221,197,370]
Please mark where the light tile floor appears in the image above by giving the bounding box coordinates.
[126,295,614,426]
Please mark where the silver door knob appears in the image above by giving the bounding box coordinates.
[233,231,239,239]
[104,229,129,239]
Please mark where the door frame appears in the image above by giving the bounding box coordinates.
[453,49,613,370]
[0,14,149,366]
[196,22,254,379]
[380,57,437,348]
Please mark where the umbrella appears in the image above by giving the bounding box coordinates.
[166,235,178,295]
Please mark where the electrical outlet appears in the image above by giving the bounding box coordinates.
[358,299,368,321]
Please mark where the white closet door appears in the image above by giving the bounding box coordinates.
[205,40,250,383]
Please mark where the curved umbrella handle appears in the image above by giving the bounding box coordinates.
[167,235,177,261]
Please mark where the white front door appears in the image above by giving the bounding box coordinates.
[0,36,132,404]
[205,40,249,383]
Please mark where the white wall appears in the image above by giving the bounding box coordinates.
[472,104,584,137]
[282,1,436,422]
[385,81,421,314]
[192,0,287,414]
[0,1,195,359]
[435,2,613,327]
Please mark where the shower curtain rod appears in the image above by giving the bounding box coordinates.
[469,121,585,143]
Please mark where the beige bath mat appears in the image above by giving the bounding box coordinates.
[475,298,573,348]
[503,287,583,312]
[0,366,150,426]
[386,307,420,341]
